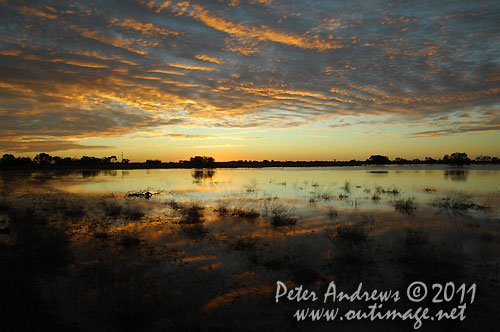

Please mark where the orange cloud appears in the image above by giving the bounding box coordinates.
[110,18,179,36]
[0,140,113,153]
[69,24,148,55]
[20,6,57,19]
[68,50,138,66]
[0,50,22,56]
[184,4,345,51]
[133,75,162,80]
[168,63,216,71]
[147,69,184,75]
[57,60,108,68]
[161,80,210,88]
[194,54,225,64]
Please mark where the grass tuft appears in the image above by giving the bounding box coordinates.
[393,197,417,215]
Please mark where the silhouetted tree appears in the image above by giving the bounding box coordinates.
[33,153,53,165]
[1,154,16,167]
[444,152,470,166]
[103,156,117,163]
[0,154,32,168]
[475,155,492,163]
[80,156,94,165]
[394,157,408,164]
[190,156,215,168]
[366,155,390,165]
[61,157,73,165]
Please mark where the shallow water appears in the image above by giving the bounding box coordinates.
[42,165,500,218]
[1,166,499,331]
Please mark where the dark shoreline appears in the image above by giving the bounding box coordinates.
[1,161,500,172]
[2,152,497,171]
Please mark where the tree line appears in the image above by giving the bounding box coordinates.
[0,152,498,170]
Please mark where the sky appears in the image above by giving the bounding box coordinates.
[0,0,499,162]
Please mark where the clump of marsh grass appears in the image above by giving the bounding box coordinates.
[215,197,260,220]
[247,248,288,270]
[180,224,207,240]
[342,180,351,193]
[100,200,145,220]
[358,214,377,226]
[168,199,205,224]
[178,202,204,225]
[326,223,373,276]
[244,179,258,193]
[335,224,370,244]
[396,228,466,282]
[102,201,123,217]
[393,197,417,215]
[214,205,229,216]
[433,193,490,211]
[286,249,321,284]
[309,192,334,203]
[319,193,333,201]
[371,192,381,201]
[382,186,400,196]
[229,236,257,251]
[246,242,320,284]
[6,207,73,273]
[72,255,168,331]
[267,204,297,226]
[262,195,279,202]
[231,207,260,220]
[338,193,349,200]
[270,209,297,226]
[264,201,297,226]
[310,191,334,203]
[327,207,339,219]
[166,199,183,210]
[213,199,230,216]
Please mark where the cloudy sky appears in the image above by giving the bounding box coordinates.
[0,0,499,161]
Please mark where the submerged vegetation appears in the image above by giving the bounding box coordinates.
[231,207,260,220]
[393,197,418,215]
[433,193,491,212]
[176,201,205,224]
[263,199,297,226]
